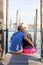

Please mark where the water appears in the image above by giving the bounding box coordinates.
[4,28,41,56]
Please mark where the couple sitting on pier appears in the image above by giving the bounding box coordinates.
[10,23,36,54]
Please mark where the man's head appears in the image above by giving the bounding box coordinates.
[17,25,23,32]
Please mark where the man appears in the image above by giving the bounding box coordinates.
[10,25,34,53]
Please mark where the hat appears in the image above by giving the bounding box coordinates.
[22,23,29,34]
[22,23,28,28]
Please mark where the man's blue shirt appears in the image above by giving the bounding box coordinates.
[10,31,25,51]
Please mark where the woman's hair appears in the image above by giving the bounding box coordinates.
[22,23,29,34]
[27,34,32,41]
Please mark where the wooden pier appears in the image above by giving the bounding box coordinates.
[0,53,43,65]
[0,0,43,65]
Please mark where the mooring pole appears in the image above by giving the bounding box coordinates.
[40,0,43,61]
[6,0,9,53]
[34,16,36,48]
[19,17,20,25]
[0,0,4,59]
[10,18,12,28]
[16,10,19,31]
[34,9,38,49]
[0,22,2,59]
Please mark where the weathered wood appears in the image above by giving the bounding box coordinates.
[6,0,9,53]
[0,0,3,19]
[0,0,4,59]
[34,9,38,49]
[40,0,43,61]
[1,53,43,65]
[10,18,12,28]
[16,10,19,30]
[0,23,4,60]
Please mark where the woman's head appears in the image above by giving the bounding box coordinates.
[22,23,28,34]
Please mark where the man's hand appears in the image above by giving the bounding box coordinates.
[24,36,34,47]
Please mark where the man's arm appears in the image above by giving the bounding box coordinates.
[24,36,34,47]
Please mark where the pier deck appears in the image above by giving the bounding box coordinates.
[0,52,43,65]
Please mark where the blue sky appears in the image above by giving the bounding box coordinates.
[4,0,40,27]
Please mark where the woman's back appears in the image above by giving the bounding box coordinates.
[23,34,33,49]
[22,34,36,54]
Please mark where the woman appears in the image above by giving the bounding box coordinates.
[22,23,36,54]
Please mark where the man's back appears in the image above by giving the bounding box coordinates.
[10,31,25,51]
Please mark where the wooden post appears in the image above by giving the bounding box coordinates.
[19,17,21,25]
[0,0,4,59]
[6,0,9,53]
[36,9,38,49]
[34,9,38,49]
[34,16,36,48]
[0,22,2,59]
[10,18,12,28]
[16,10,19,31]
[40,0,43,61]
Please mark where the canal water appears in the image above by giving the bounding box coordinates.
[4,28,41,55]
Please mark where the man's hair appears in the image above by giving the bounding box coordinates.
[17,25,23,31]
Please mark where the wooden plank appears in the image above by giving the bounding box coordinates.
[1,53,43,65]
